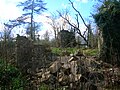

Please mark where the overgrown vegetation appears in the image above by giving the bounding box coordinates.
[52,47,77,55]
[51,47,98,56]
[93,0,120,66]
[83,49,98,56]
[0,58,27,90]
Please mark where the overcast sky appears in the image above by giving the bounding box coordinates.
[0,0,98,38]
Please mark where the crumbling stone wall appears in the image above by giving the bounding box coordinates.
[16,36,33,71]
[16,35,53,73]
[31,44,53,72]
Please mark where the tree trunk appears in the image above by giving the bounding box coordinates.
[30,0,34,40]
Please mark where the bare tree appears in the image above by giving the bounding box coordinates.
[48,12,70,47]
[0,23,18,61]
[43,30,50,42]
[48,14,58,47]
[57,0,92,47]
[3,23,20,41]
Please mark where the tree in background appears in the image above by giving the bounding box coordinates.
[48,14,60,47]
[17,0,47,40]
[0,23,17,60]
[58,0,94,48]
[48,12,71,47]
[94,0,120,66]
[43,31,50,41]
[25,22,41,40]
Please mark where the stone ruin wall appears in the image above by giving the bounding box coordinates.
[16,36,54,74]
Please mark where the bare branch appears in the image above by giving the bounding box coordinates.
[75,14,79,29]
[69,0,89,29]
[57,11,88,45]
[83,29,87,37]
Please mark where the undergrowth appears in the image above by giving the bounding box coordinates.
[51,47,98,56]
[0,58,27,90]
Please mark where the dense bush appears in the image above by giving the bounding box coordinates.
[93,0,120,66]
[0,58,27,90]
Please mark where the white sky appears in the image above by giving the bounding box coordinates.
[0,0,22,20]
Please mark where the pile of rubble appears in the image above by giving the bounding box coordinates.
[35,50,108,89]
